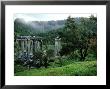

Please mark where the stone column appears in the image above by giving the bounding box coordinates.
[33,39,36,53]
[27,39,31,55]
[55,36,62,57]
[30,40,33,55]
[21,40,25,53]
[37,41,41,51]
[24,39,27,52]
[40,39,43,51]
[35,41,37,52]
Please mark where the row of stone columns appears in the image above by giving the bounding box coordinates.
[16,36,42,58]
[16,36,62,59]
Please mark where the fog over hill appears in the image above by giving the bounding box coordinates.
[14,18,65,33]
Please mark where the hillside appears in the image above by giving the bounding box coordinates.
[14,18,65,35]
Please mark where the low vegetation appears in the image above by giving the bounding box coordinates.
[15,60,96,76]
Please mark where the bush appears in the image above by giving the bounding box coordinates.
[46,49,54,58]
[85,53,96,61]
[59,43,74,56]
[33,51,43,60]
[14,64,27,73]
[14,59,24,65]
[67,50,80,61]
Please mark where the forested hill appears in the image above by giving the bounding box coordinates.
[14,16,96,38]
[14,18,65,35]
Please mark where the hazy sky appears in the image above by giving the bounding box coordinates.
[14,13,96,22]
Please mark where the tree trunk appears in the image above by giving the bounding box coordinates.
[80,46,88,61]
[80,48,83,61]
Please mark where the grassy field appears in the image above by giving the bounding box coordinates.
[15,60,97,76]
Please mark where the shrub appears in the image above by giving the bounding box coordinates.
[46,49,54,58]
[85,53,96,61]
[33,51,43,60]
[14,59,24,65]
[14,64,27,73]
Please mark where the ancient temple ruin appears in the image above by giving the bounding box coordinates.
[16,36,43,60]
[15,35,62,61]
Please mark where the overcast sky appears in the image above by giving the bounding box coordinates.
[14,13,96,22]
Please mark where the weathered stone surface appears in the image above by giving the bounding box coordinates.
[16,36,43,60]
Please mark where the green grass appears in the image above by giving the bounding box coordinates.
[15,61,97,76]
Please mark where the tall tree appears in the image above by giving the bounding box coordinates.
[60,15,97,61]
